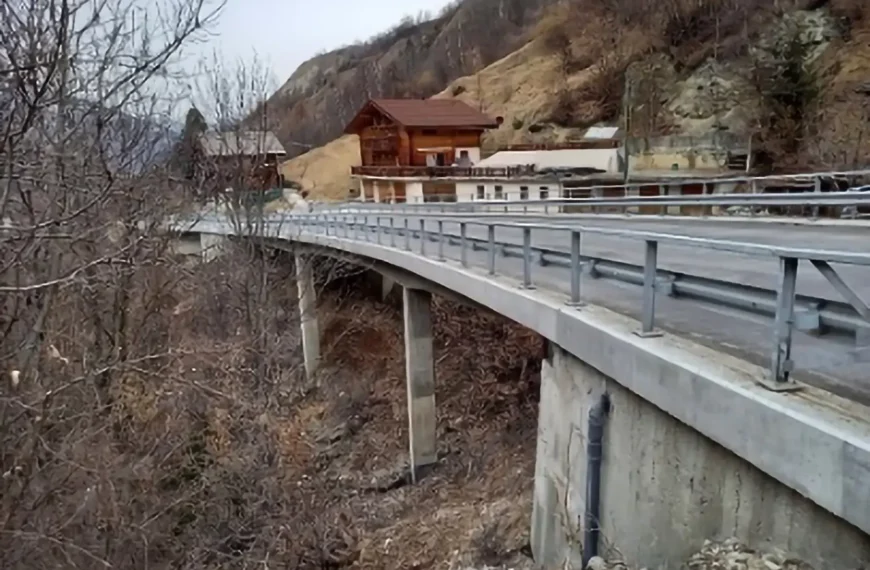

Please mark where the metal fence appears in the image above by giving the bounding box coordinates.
[321,190,870,212]
[339,167,870,215]
[185,207,870,394]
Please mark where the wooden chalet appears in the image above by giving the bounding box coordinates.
[194,130,286,198]
[345,98,501,174]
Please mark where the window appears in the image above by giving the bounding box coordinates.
[476,185,485,200]
[460,150,470,159]
[422,129,437,135]
[520,186,529,200]
[540,187,550,200]
[494,185,504,200]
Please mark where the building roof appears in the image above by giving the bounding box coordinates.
[583,126,620,139]
[344,98,500,134]
[478,148,621,173]
[198,131,286,157]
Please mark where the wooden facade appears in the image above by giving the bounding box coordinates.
[345,99,499,170]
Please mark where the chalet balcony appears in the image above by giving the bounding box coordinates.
[350,164,537,179]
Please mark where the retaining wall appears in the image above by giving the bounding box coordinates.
[532,343,870,569]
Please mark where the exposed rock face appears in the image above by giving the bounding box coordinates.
[266,0,558,158]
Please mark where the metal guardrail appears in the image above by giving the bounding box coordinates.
[318,190,870,213]
[316,193,870,222]
[182,211,870,393]
[342,167,870,212]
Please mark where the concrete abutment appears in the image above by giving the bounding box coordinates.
[199,233,229,261]
[532,343,870,569]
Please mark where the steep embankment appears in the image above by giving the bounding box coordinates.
[267,0,558,157]
[280,37,574,200]
[282,0,870,200]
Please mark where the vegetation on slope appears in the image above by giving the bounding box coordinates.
[1,2,541,564]
[3,245,544,568]
[283,0,870,198]
[267,0,559,157]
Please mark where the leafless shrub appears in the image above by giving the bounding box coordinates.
[0,0,363,566]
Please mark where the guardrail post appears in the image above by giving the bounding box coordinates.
[404,218,410,251]
[419,219,427,256]
[521,227,534,289]
[390,216,396,248]
[567,230,585,307]
[437,220,445,261]
[460,222,468,268]
[811,176,821,219]
[766,257,801,391]
[636,240,663,338]
[376,216,381,245]
[487,224,496,275]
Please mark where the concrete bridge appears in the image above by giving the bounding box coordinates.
[174,204,870,569]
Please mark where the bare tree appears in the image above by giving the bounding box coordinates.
[0,0,231,566]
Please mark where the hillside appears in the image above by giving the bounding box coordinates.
[282,0,870,200]
[267,0,558,157]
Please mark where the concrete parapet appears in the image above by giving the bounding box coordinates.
[402,286,437,482]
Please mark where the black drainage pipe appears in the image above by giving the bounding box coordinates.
[583,392,611,568]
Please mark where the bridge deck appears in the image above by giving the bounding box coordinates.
[359,216,870,404]
[184,214,870,404]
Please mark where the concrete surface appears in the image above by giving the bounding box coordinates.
[187,219,870,554]
[403,287,437,482]
[295,253,321,380]
[532,343,870,569]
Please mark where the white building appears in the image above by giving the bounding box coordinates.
[347,115,744,213]
[455,147,623,209]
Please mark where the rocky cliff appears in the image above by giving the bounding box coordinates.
[267,0,557,158]
[280,0,870,199]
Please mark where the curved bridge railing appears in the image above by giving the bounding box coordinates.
[177,203,870,393]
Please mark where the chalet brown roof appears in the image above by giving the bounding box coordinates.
[344,98,500,133]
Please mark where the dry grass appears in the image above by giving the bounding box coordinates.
[6,251,543,568]
[280,134,361,201]
[248,274,543,568]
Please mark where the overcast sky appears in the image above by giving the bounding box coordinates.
[206,0,457,83]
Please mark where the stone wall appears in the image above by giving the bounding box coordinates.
[625,133,747,172]
[531,343,870,570]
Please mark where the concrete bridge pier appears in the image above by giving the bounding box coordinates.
[402,286,437,483]
[295,253,321,380]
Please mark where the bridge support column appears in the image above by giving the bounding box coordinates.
[403,287,437,482]
[295,253,321,380]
